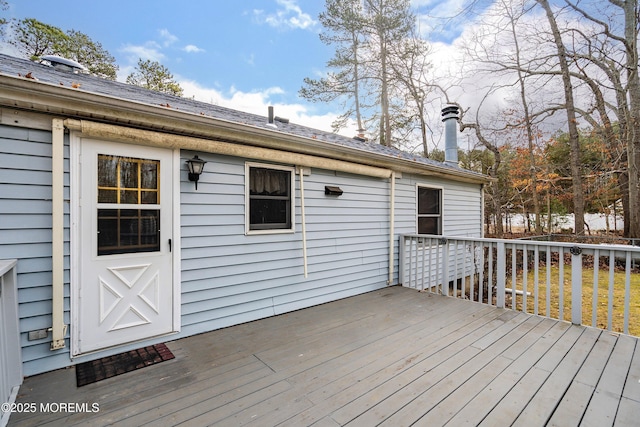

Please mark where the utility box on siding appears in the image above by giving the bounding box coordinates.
[0,260,22,427]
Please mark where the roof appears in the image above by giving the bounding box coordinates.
[0,53,489,184]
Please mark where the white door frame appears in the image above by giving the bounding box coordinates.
[70,132,181,357]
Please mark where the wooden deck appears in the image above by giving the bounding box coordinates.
[8,286,640,426]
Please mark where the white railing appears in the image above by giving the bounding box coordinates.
[399,235,640,336]
[1,259,21,427]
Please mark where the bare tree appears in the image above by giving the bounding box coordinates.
[537,0,586,234]
[387,34,434,155]
[563,0,640,237]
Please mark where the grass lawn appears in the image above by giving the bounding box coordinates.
[505,265,640,336]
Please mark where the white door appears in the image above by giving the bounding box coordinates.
[75,139,175,355]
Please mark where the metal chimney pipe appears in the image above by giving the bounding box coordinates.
[441,105,460,167]
[268,106,274,124]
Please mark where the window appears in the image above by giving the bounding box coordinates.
[97,154,161,255]
[417,186,442,235]
[246,163,295,233]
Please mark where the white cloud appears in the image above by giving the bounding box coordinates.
[179,78,346,135]
[159,29,179,47]
[120,42,165,63]
[254,0,317,31]
[183,44,205,53]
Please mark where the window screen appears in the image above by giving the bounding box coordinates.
[417,186,442,235]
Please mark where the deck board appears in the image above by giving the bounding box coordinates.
[7,286,639,426]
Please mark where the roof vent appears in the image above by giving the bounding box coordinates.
[353,128,367,142]
[266,106,278,129]
[40,55,87,73]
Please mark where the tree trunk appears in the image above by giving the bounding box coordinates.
[622,0,640,237]
[538,0,585,235]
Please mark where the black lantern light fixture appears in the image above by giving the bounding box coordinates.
[186,155,207,190]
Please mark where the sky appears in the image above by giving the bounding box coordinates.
[0,0,475,138]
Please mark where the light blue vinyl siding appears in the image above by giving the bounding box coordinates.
[178,153,482,339]
[179,152,392,336]
[0,124,71,376]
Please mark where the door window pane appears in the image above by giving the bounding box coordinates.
[97,154,162,255]
[98,209,160,255]
[97,155,159,205]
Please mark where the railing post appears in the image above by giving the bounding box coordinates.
[399,235,406,286]
[570,246,583,325]
[496,242,506,308]
[442,238,450,296]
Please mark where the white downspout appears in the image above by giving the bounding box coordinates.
[298,167,308,278]
[388,171,396,285]
[50,119,66,350]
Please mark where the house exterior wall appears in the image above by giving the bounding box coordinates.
[0,121,482,376]
[179,151,393,336]
[0,124,71,376]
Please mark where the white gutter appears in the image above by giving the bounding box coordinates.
[63,119,393,180]
[388,172,396,285]
[50,119,66,350]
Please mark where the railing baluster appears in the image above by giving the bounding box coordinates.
[523,245,528,314]
[453,240,459,298]
[608,250,615,331]
[461,241,467,299]
[559,246,565,321]
[399,235,406,286]
[420,237,425,291]
[511,243,517,310]
[546,246,551,318]
[571,246,583,325]
[624,251,631,335]
[443,239,450,297]
[497,242,506,309]
[436,239,442,295]
[592,249,599,328]
[426,237,432,291]
[533,246,540,316]
[478,242,485,304]
[489,242,494,306]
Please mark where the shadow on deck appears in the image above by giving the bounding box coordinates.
[8,286,640,426]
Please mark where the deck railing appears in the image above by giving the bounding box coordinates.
[1,259,21,427]
[399,234,640,336]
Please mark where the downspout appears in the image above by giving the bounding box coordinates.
[298,167,308,278]
[50,119,66,350]
[388,172,396,285]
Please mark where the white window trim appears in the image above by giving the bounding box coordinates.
[416,184,444,235]
[245,162,296,235]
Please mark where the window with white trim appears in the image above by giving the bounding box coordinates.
[417,186,442,235]
[246,163,295,233]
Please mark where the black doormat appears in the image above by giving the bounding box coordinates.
[75,343,175,387]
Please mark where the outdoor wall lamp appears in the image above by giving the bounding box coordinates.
[186,155,207,190]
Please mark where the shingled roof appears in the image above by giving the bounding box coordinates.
[0,53,487,182]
